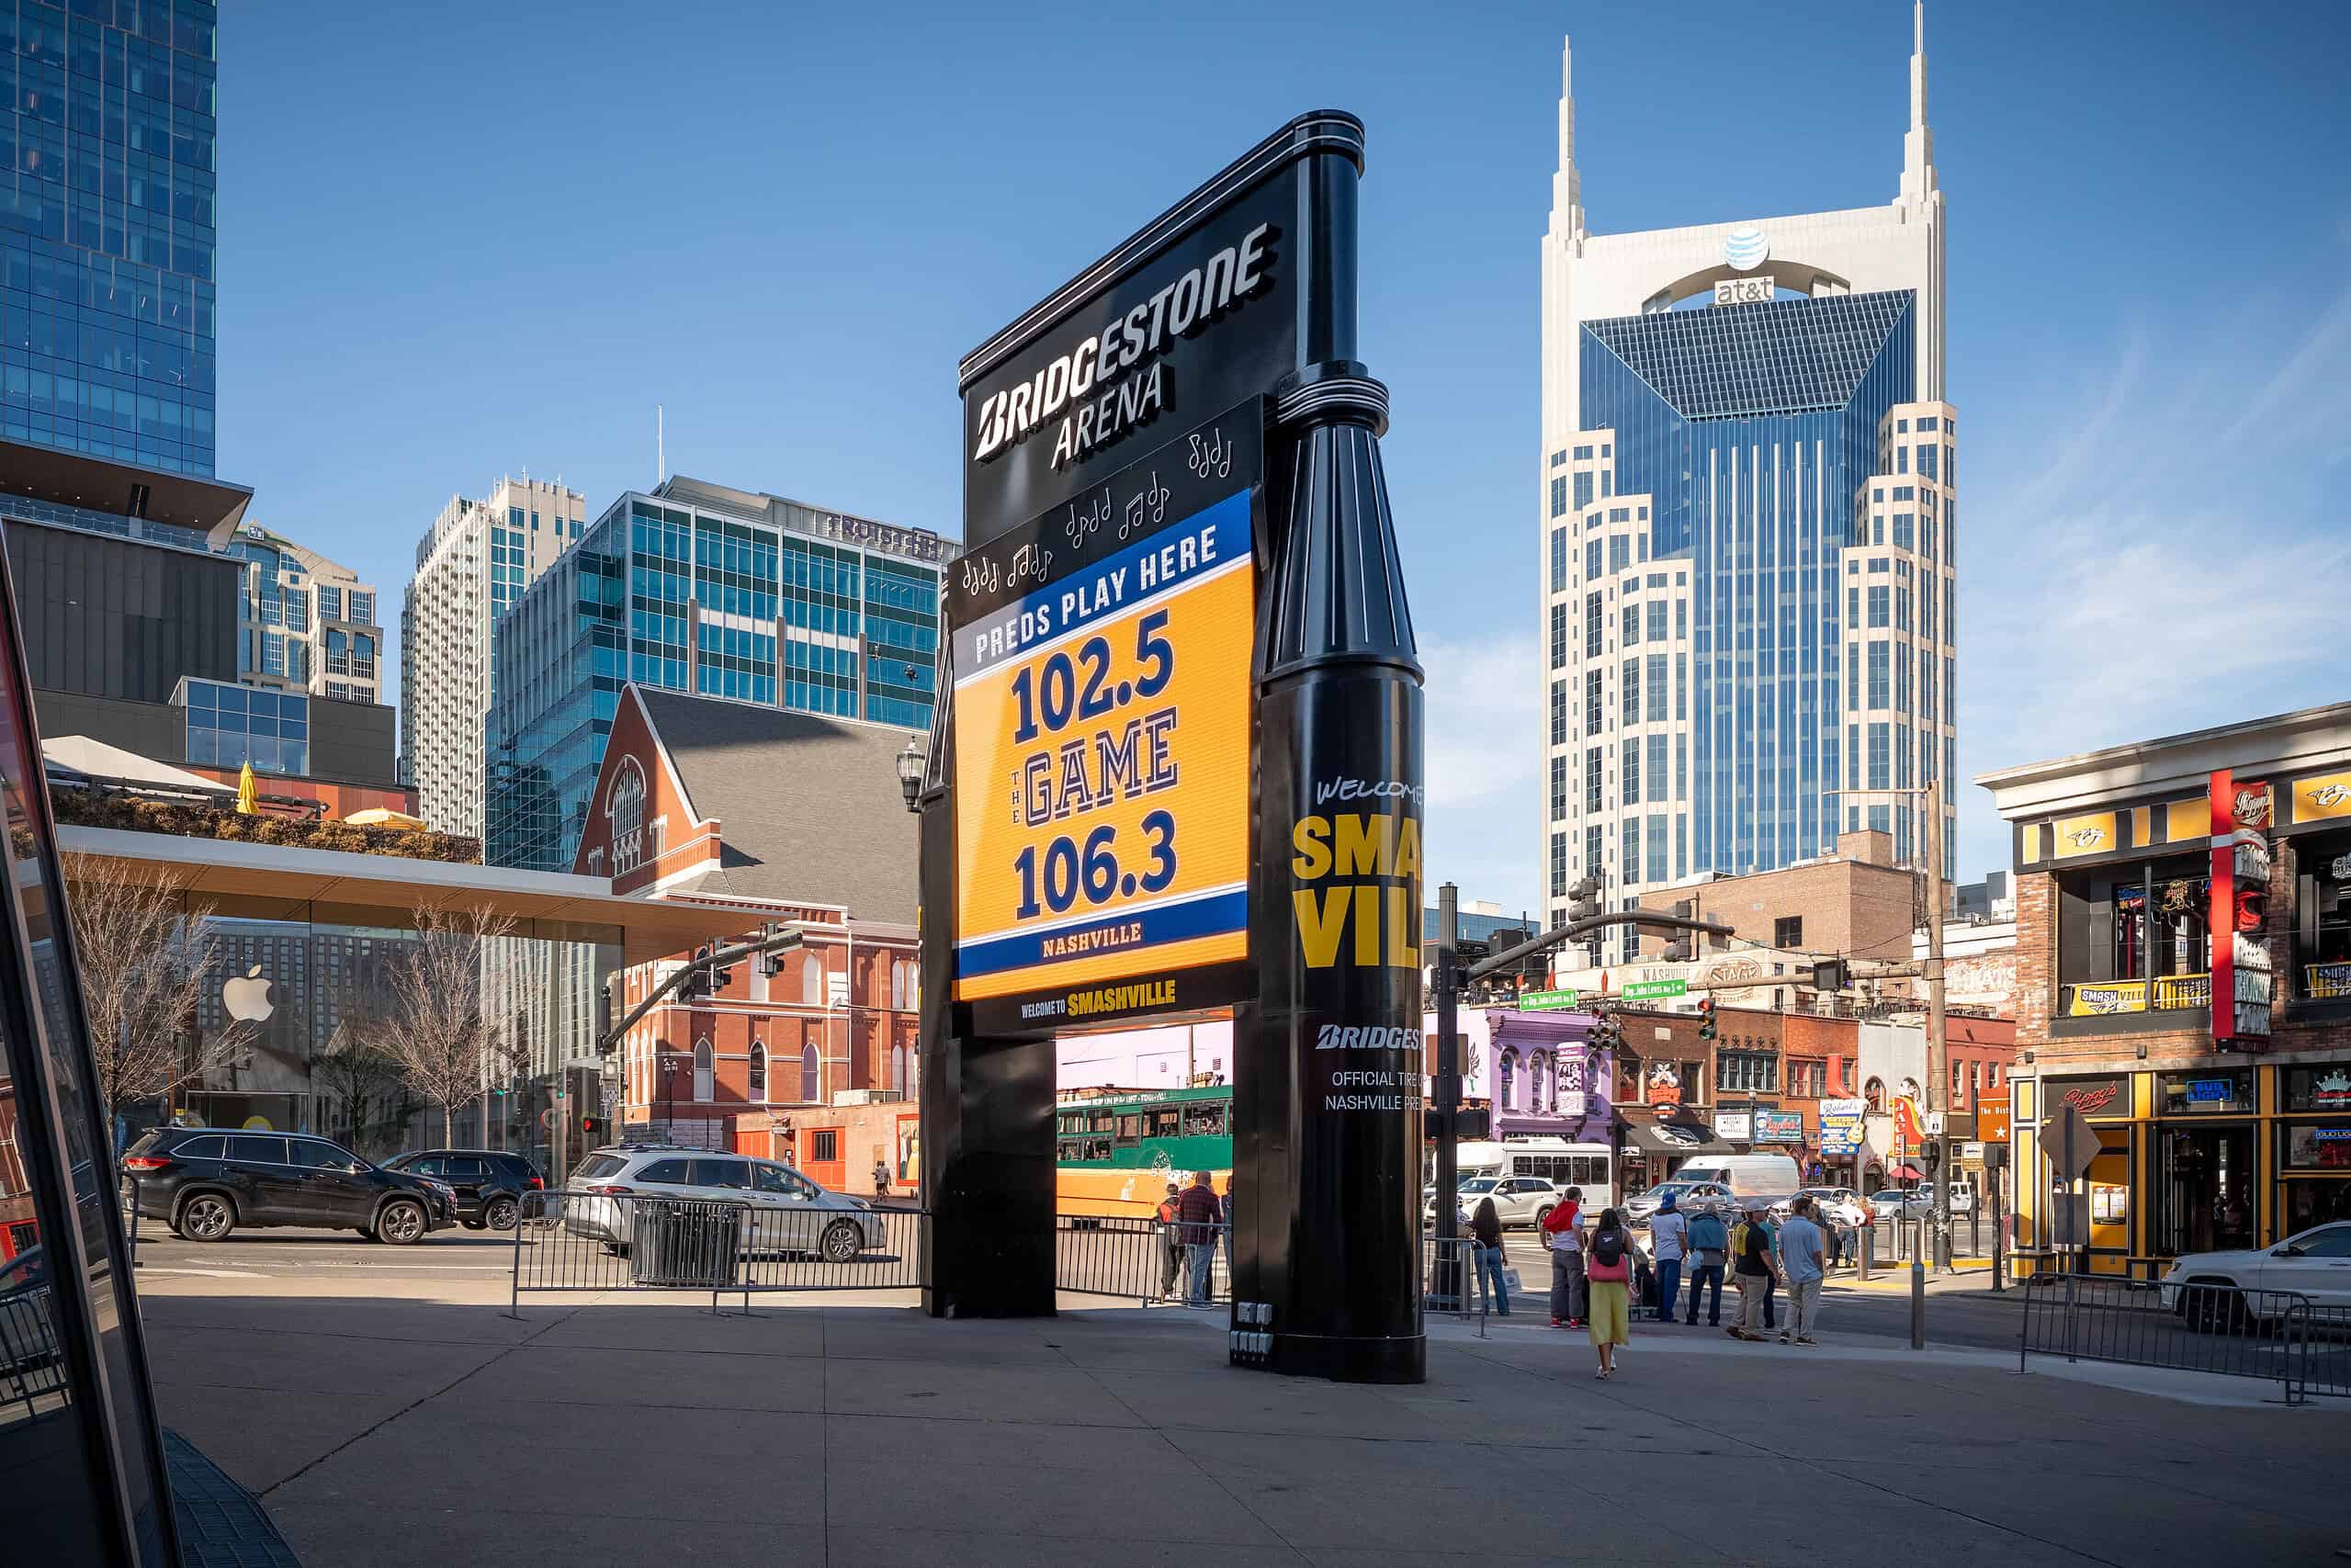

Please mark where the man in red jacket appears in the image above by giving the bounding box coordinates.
[1543,1186,1585,1328]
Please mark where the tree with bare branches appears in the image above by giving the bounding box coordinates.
[380,900,522,1148]
[313,995,418,1159]
[62,852,257,1122]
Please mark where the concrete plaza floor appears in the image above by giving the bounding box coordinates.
[136,1274,2351,1568]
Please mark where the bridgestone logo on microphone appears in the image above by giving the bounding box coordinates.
[1315,1026,1422,1052]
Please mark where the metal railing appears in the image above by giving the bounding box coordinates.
[1421,1235,1493,1331]
[0,1284,67,1419]
[507,1191,924,1314]
[1055,1216,1228,1306]
[2018,1274,2318,1403]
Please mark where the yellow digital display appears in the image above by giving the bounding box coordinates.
[952,487,1252,1011]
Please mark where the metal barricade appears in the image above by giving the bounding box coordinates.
[2292,1303,2351,1400]
[2018,1273,2313,1404]
[1421,1235,1490,1331]
[508,1191,927,1315]
[1055,1215,1228,1307]
[0,1282,68,1419]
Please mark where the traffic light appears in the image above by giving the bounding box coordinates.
[708,944,733,994]
[680,945,709,1001]
[1810,958,1849,993]
[1453,1106,1491,1141]
[1663,937,1692,963]
[1566,874,1601,922]
[598,973,620,1037]
[580,1116,605,1144]
[1696,996,1717,1041]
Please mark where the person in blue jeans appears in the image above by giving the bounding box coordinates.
[1645,1190,1688,1322]
[1758,1209,1782,1331]
[1471,1196,1511,1314]
[1683,1201,1729,1326]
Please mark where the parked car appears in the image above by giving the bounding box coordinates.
[1776,1187,1871,1228]
[1623,1180,1735,1228]
[381,1149,544,1232]
[2160,1221,2351,1329]
[1869,1187,1933,1220]
[119,1128,458,1245]
[563,1146,880,1263]
[1421,1175,1563,1230]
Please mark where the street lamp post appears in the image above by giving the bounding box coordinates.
[661,1056,677,1136]
[896,735,926,814]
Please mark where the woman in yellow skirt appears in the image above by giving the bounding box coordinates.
[1581,1208,1645,1379]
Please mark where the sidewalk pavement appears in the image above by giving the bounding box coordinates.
[134,1274,2349,1568]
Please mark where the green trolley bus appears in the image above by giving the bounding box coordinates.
[1055,1085,1233,1217]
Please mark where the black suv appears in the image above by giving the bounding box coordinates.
[381,1149,543,1231]
[121,1128,457,1245]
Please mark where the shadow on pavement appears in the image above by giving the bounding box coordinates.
[132,1289,2351,1568]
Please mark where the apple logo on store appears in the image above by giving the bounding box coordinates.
[222,964,276,1024]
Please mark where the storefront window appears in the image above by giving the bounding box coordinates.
[2158,1069,2256,1116]
[2281,1066,2351,1112]
[2058,863,2213,1018]
[2277,1120,2351,1234]
[2300,840,2351,1000]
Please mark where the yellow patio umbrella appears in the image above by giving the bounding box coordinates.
[234,761,259,816]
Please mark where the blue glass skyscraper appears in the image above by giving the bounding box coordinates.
[1538,16,1953,959]
[0,1,217,474]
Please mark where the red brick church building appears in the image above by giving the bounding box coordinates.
[573,685,922,1193]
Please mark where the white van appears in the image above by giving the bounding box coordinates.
[1430,1139,1616,1213]
[1670,1153,1801,1199]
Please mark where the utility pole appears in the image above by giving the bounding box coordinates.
[1432,884,1462,1258]
[1923,775,1952,1273]
[1429,885,1729,1258]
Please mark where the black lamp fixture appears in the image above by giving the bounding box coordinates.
[895,734,926,814]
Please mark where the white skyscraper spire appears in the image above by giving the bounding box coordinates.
[1553,35,1585,241]
[1900,0,1937,203]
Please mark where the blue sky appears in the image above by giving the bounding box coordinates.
[220,2,2350,911]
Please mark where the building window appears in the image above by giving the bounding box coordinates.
[800,1043,820,1102]
[694,1038,714,1103]
[1622,604,1640,647]
[1550,754,1569,821]
[1550,832,1569,897]
[892,1044,908,1098]
[1585,748,1603,814]
[1585,592,1604,658]
[1551,526,1569,590]
[1622,659,1640,727]
[1585,670,1603,737]
[811,1130,840,1164]
[1550,476,1568,519]
[1862,1077,1886,1112]
[1715,1052,1780,1094]
[749,1043,767,1101]
[1774,916,1803,950]
[1622,739,1640,806]
[1788,1058,1825,1098]
[1550,602,1569,670]
[1551,680,1570,746]
[1573,472,1594,510]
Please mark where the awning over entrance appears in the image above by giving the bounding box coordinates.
[1619,1107,1736,1160]
[57,823,754,963]
[1890,1163,1926,1182]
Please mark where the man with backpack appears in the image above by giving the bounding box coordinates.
[1682,1200,1730,1326]
[1155,1182,1184,1300]
[1727,1199,1782,1341]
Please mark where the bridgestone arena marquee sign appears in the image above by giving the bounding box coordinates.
[925,111,1427,1385]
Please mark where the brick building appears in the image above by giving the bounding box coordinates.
[1631,829,1918,971]
[578,685,923,1194]
[1982,702,2351,1274]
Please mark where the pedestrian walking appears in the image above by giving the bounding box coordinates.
[1777,1194,1826,1345]
[1646,1190,1688,1322]
[1582,1207,1644,1378]
[1543,1185,1586,1328]
[1727,1200,1781,1341]
[1683,1200,1729,1326]
[873,1158,892,1200]
[1758,1206,1782,1332]
[1470,1195,1511,1315]
[1155,1182,1184,1300]
[1175,1170,1222,1306]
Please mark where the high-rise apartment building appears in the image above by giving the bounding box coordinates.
[222,522,382,705]
[484,474,952,872]
[0,2,219,475]
[1538,11,1954,964]
[400,476,586,838]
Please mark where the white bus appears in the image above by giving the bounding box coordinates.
[1434,1139,1615,1213]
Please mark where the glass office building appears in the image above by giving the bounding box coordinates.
[486,481,952,872]
[1578,289,1914,879]
[1536,20,1952,959]
[0,0,218,475]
